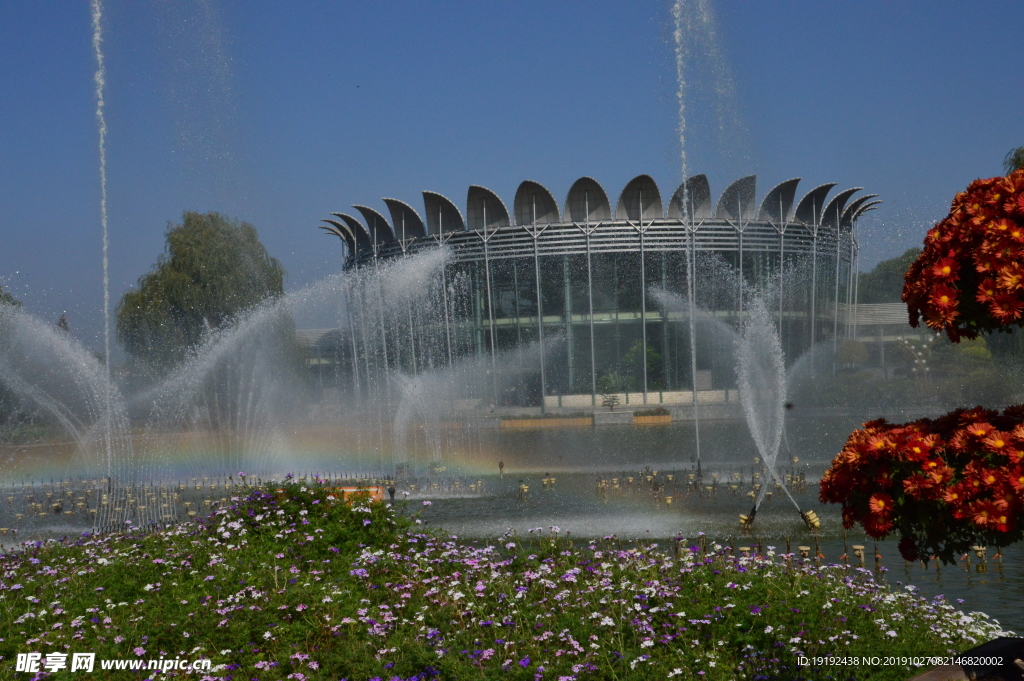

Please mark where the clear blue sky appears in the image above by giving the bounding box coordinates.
[1,1,1021,352]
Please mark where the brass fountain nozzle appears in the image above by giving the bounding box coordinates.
[739,507,757,527]
[801,510,821,530]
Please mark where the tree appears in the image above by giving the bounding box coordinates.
[0,286,23,434]
[1005,146,1024,174]
[856,248,920,304]
[621,340,664,390]
[0,284,19,308]
[116,212,285,368]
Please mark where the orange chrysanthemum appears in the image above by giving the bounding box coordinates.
[931,256,960,280]
[929,284,959,311]
[967,422,994,439]
[982,431,1011,454]
[868,493,893,516]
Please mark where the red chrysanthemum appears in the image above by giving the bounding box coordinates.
[863,513,894,539]
[931,256,960,281]
[868,493,893,517]
[822,403,1024,563]
[904,168,1024,340]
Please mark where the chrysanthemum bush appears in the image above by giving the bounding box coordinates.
[821,405,1024,564]
[0,481,1011,681]
[903,168,1024,341]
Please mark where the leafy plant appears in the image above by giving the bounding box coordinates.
[116,211,285,369]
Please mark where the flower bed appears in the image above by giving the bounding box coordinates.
[0,482,1011,680]
[820,405,1024,564]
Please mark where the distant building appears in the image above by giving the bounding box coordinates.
[314,174,881,408]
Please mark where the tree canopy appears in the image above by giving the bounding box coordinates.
[116,211,284,367]
[856,247,921,304]
[0,285,19,308]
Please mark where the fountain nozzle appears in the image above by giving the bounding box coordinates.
[801,510,820,531]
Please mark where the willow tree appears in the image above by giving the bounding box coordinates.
[1006,146,1024,174]
[116,211,285,369]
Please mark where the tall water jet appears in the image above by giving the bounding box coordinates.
[90,0,114,476]
[673,0,702,474]
[736,295,802,525]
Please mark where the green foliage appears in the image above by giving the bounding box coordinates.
[1005,146,1024,174]
[116,212,285,368]
[634,406,670,416]
[621,339,664,390]
[0,284,19,308]
[596,371,625,395]
[930,335,1018,407]
[857,248,921,304]
[0,290,23,431]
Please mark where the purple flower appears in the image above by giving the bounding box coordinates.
[363,519,372,526]
[422,500,432,506]
[519,657,531,668]
[133,647,146,656]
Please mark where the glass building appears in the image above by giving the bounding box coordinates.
[317,174,879,409]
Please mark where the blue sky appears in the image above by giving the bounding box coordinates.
[1,1,1021,351]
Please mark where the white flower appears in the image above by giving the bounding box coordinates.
[764,625,774,634]
[263,631,273,640]
[887,630,898,637]
[600,616,615,626]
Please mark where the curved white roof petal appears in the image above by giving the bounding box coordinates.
[839,194,879,231]
[352,205,396,245]
[382,198,426,240]
[616,175,663,221]
[422,191,466,234]
[714,175,757,221]
[850,200,882,223]
[331,212,373,251]
[513,180,560,225]
[321,219,356,253]
[667,174,712,220]
[792,183,837,225]
[467,185,510,232]
[757,178,801,222]
[564,177,612,223]
[819,188,863,231]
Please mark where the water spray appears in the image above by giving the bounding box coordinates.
[90,0,114,489]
